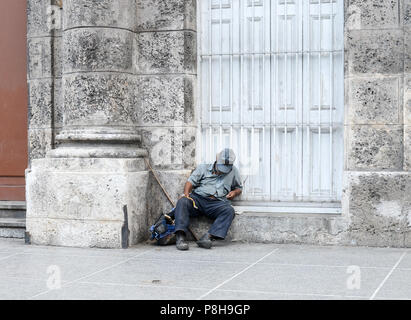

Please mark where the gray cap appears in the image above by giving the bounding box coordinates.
[216,148,236,174]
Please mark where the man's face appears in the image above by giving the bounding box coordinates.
[214,160,223,175]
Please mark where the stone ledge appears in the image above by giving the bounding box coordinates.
[187,212,348,246]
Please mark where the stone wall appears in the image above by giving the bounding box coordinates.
[25,0,411,248]
[27,0,63,162]
[135,0,197,224]
[343,0,411,247]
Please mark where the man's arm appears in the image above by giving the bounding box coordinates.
[182,181,194,198]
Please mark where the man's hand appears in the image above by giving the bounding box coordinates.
[179,181,193,199]
[226,188,242,200]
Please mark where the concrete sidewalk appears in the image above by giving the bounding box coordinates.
[0,238,410,300]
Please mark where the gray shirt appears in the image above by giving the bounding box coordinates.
[187,163,243,202]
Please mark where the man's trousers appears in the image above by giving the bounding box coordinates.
[174,192,235,239]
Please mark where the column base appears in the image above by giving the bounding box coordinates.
[26,157,149,248]
[342,171,411,247]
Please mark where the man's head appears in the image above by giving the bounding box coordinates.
[215,148,236,174]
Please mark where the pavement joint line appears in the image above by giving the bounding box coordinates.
[16,251,143,259]
[130,257,399,270]
[0,275,71,283]
[28,248,154,300]
[369,251,407,300]
[215,288,369,299]
[74,280,368,300]
[0,252,20,262]
[196,248,280,300]
[77,280,209,292]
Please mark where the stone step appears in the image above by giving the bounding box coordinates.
[0,201,26,219]
[0,201,26,239]
[0,218,26,239]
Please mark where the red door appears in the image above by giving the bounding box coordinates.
[0,0,28,201]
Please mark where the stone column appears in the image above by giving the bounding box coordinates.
[135,0,197,222]
[26,0,149,248]
[343,0,411,247]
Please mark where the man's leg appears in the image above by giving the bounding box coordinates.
[193,197,235,248]
[203,200,235,239]
[174,196,200,250]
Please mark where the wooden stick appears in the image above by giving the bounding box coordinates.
[144,158,199,241]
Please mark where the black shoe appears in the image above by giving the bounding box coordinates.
[176,232,189,251]
[196,233,213,249]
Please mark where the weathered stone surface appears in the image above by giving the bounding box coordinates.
[27,0,51,37]
[27,35,62,80]
[136,0,196,31]
[53,36,63,78]
[227,213,348,245]
[403,0,411,25]
[342,171,411,247]
[346,29,404,75]
[26,217,124,248]
[346,0,400,29]
[136,31,196,74]
[63,73,137,126]
[0,227,25,239]
[28,129,53,161]
[28,79,53,129]
[136,75,195,125]
[26,158,149,248]
[405,126,411,171]
[63,28,135,73]
[140,126,196,170]
[53,79,63,129]
[146,169,191,230]
[27,37,52,79]
[405,75,411,125]
[63,0,137,31]
[347,77,401,124]
[405,28,411,73]
[347,125,403,170]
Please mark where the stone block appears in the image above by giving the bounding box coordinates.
[54,78,63,129]
[345,0,400,29]
[347,77,402,124]
[136,0,196,31]
[403,0,411,25]
[342,171,411,247]
[27,37,52,79]
[28,128,53,162]
[27,35,62,80]
[62,73,137,126]
[54,36,63,78]
[63,28,135,73]
[63,0,137,31]
[140,126,197,170]
[26,217,124,248]
[136,75,195,126]
[346,29,404,75]
[406,232,411,247]
[27,0,51,37]
[405,29,411,73]
[28,79,53,129]
[405,126,411,171]
[26,158,149,248]
[223,213,348,245]
[405,75,411,125]
[347,125,403,171]
[135,31,196,74]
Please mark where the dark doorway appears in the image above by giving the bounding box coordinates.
[0,0,28,201]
